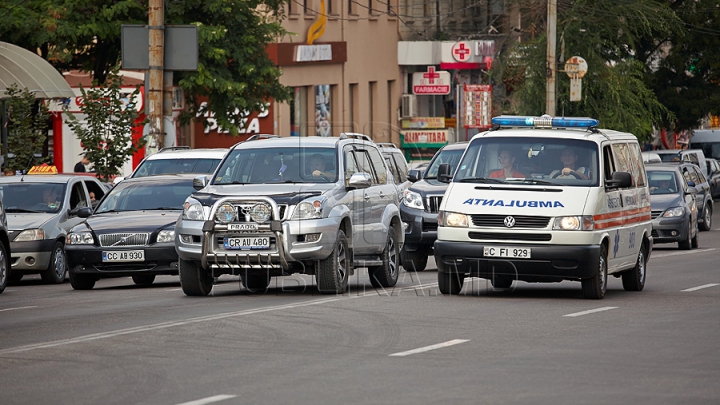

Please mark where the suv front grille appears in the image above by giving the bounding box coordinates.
[470,214,550,228]
[99,233,149,247]
[426,196,443,213]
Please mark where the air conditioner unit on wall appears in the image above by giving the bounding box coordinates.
[401,94,417,118]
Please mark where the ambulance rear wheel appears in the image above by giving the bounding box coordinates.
[582,244,607,299]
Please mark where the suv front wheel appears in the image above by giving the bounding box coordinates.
[317,230,350,294]
[180,259,213,296]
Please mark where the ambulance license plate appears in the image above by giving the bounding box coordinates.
[483,246,531,259]
[223,237,270,250]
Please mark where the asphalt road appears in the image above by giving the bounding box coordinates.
[1,216,719,405]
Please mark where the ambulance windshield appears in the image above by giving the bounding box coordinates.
[454,137,600,187]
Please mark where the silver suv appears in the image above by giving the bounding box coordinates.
[175,135,404,295]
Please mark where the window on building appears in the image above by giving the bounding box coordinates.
[291,87,308,137]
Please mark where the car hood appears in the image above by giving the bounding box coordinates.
[7,213,54,231]
[409,179,449,195]
[649,194,683,211]
[86,211,181,233]
[194,184,332,205]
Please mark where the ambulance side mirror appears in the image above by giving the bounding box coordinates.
[438,163,452,183]
[605,171,632,189]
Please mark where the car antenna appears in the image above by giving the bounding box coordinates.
[19,148,39,182]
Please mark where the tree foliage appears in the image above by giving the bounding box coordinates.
[65,69,146,180]
[2,84,50,173]
[0,0,291,135]
[496,0,684,139]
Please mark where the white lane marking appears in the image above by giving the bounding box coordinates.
[165,288,183,291]
[681,283,719,292]
[563,306,618,317]
[0,281,438,355]
[389,339,470,357]
[652,248,716,259]
[0,306,38,313]
[176,395,237,405]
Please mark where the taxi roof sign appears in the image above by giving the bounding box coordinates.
[27,164,59,175]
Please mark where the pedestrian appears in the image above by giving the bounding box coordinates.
[74,155,90,173]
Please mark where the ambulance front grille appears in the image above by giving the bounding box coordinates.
[468,232,552,242]
[470,214,550,228]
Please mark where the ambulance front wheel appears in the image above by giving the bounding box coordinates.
[582,244,608,299]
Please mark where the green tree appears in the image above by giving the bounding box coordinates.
[497,0,681,140]
[0,0,291,135]
[2,84,50,173]
[65,68,146,180]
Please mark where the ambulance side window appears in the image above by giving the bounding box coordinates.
[629,143,647,187]
[611,143,635,187]
[603,145,615,181]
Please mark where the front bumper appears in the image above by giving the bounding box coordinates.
[10,239,56,272]
[66,243,179,277]
[175,217,341,273]
[434,240,601,282]
[651,216,689,244]
[399,205,439,250]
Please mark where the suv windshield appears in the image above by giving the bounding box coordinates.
[425,148,465,179]
[0,183,66,213]
[214,147,338,184]
[133,158,221,178]
[455,137,600,186]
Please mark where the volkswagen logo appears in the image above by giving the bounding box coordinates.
[503,216,516,228]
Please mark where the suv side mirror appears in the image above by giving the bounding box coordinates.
[75,207,93,218]
[193,175,210,190]
[407,169,421,182]
[348,172,372,189]
[605,171,632,189]
[438,163,452,183]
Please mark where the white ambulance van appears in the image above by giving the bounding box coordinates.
[434,115,652,299]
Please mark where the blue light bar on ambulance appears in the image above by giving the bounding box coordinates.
[491,115,599,129]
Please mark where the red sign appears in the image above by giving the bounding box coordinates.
[452,41,472,62]
[464,84,492,129]
[412,67,451,95]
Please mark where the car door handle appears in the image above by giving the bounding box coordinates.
[379,191,385,199]
[364,193,370,200]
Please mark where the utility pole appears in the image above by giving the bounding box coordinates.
[545,0,557,116]
[148,0,164,149]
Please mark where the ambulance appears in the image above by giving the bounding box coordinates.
[433,115,652,299]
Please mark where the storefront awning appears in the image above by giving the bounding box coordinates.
[0,41,74,99]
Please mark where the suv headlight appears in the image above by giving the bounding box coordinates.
[67,232,94,245]
[156,230,175,243]
[553,216,595,230]
[402,190,424,210]
[438,211,468,227]
[14,229,45,242]
[293,197,326,220]
[662,207,685,217]
[249,203,272,223]
[182,198,204,220]
[215,202,236,224]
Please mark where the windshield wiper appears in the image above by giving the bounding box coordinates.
[5,208,42,213]
[154,207,182,210]
[505,178,562,186]
[457,177,505,184]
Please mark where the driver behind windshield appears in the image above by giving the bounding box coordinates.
[308,154,334,179]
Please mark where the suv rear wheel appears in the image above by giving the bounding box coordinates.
[317,230,350,294]
[369,228,400,288]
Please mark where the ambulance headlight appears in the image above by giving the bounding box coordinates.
[438,211,468,228]
[553,215,594,230]
[662,207,685,218]
[402,190,424,210]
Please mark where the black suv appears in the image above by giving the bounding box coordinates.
[175,135,404,295]
[399,142,468,271]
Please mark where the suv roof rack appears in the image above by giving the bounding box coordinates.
[246,134,281,141]
[376,142,397,149]
[339,132,373,142]
[158,146,191,153]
